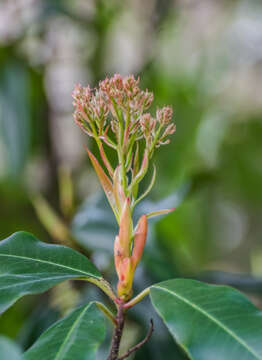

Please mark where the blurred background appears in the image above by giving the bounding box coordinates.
[0,0,262,358]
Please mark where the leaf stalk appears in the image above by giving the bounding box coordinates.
[123,287,150,309]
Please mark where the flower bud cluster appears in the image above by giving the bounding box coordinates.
[72,74,176,301]
[99,74,153,114]
[141,106,176,152]
[72,74,175,157]
[72,84,109,138]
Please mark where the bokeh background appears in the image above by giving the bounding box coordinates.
[0,0,262,358]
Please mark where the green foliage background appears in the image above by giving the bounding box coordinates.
[0,0,262,358]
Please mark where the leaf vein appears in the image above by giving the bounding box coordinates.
[153,285,261,360]
[0,253,98,278]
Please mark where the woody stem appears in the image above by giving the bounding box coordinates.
[107,302,126,360]
[118,319,154,360]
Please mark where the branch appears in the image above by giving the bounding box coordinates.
[118,319,154,360]
[107,302,126,360]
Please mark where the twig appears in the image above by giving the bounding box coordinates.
[118,319,154,360]
[107,302,126,360]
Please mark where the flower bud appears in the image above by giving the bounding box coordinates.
[157,106,173,125]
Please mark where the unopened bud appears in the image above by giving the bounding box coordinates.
[131,215,148,268]
[114,235,124,279]
[117,257,134,301]
[118,197,132,258]
[157,106,173,125]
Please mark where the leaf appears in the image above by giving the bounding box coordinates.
[134,164,156,206]
[118,197,132,256]
[0,62,31,179]
[86,147,118,220]
[132,215,148,268]
[150,279,262,360]
[134,191,184,224]
[0,232,101,314]
[0,336,22,360]
[146,207,175,219]
[72,191,183,253]
[23,302,106,360]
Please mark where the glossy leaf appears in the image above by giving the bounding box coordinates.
[23,302,106,360]
[150,279,262,360]
[0,336,22,360]
[0,232,101,314]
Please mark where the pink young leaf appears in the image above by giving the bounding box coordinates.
[146,208,175,219]
[86,147,118,220]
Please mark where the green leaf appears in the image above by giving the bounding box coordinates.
[0,336,22,360]
[0,62,31,179]
[23,302,106,360]
[0,232,101,314]
[150,279,262,360]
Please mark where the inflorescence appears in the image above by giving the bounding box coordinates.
[72,74,176,300]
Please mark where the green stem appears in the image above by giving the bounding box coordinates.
[149,124,163,158]
[95,301,117,326]
[117,147,128,196]
[111,100,129,196]
[133,164,156,208]
[90,121,114,177]
[128,150,149,196]
[79,277,117,304]
[123,287,150,309]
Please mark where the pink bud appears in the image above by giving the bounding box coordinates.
[114,235,124,279]
[113,166,126,212]
[118,197,132,257]
[86,147,118,218]
[131,215,148,268]
[117,257,134,300]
